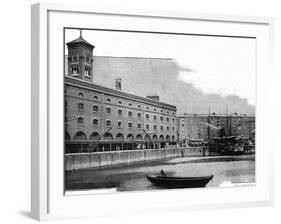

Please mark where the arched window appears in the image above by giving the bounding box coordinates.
[146,114,149,120]
[137,112,141,119]
[128,111,132,117]
[106,98,111,103]
[137,123,142,129]
[116,133,124,141]
[128,103,133,107]
[146,106,149,110]
[146,124,149,130]
[73,131,87,141]
[152,135,158,141]
[118,100,122,105]
[118,109,122,116]
[136,134,143,141]
[166,117,170,122]
[160,125,163,131]
[159,135,164,141]
[90,132,100,141]
[167,126,169,131]
[93,105,98,112]
[104,133,113,141]
[154,108,157,112]
[117,121,122,128]
[126,134,134,141]
[167,111,170,114]
[172,135,175,141]
[154,125,157,130]
[93,119,99,126]
[106,120,111,127]
[77,103,84,110]
[128,122,133,128]
[153,115,157,121]
[138,105,141,109]
[78,92,84,97]
[93,95,98,101]
[166,135,170,141]
[106,107,111,114]
[160,116,163,121]
[77,117,84,124]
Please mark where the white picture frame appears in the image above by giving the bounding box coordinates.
[31,2,274,221]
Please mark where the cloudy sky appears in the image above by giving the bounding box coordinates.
[65,29,256,106]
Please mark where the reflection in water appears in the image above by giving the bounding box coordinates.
[65,155,255,192]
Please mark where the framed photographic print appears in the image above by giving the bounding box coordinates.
[31,2,274,221]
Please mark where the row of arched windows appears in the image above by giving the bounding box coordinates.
[74,92,175,115]
[77,117,175,131]
[66,131,176,142]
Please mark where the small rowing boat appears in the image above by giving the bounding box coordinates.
[146,171,213,188]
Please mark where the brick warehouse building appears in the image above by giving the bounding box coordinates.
[178,113,255,142]
[64,33,177,153]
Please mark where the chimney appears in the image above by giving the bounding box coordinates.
[146,95,160,101]
[115,78,122,90]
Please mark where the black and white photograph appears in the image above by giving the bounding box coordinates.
[64,28,256,193]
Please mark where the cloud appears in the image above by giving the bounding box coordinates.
[177,69,255,106]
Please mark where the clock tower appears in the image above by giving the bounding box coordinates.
[66,30,95,82]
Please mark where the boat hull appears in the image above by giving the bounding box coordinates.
[146,175,214,188]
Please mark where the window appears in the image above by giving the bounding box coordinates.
[118,109,122,116]
[71,54,79,62]
[166,117,170,122]
[137,123,141,129]
[128,111,133,117]
[77,117,84,124]
[167,126,169,131]
[154,108,157,112]
[137,113,141,118]
[146,124,149,130]
[93,95,98,101]
[93,105,98,112]
[153,115,157,121]
[160,116,163,121]
[128,103,132,107]
[160,126,163,131]
[167,111,169,114]
[85,54,91,63]
[138,105,141,109]
[71,65,79,75]
[106,98,111,103]
[117,121,122,128]
[93,119,99,126]
[128,122,133,128]
[172,118,175,122]
[106,107,111,114]
[172,127,175,131]
[84,66,91,76]
[146,114,149,120]
[118,100,122,104]
[78,92,84,97]
[146,106,149,110]
[160,110,163,113]
[106,120,111,127]
[77,103,84,110]
[154,125,157,130]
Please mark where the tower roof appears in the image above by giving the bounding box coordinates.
[66,30,94,48]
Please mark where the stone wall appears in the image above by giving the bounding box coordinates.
[65,147,208,170]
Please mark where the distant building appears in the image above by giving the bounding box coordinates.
[64,32,177,152]
[178,113,255,141]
